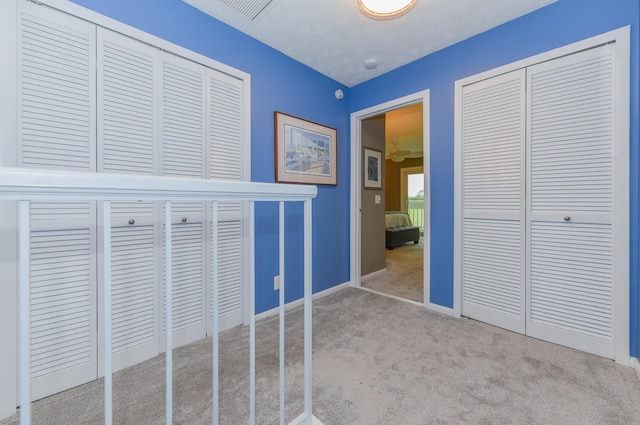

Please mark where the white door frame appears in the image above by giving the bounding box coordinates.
[350,90,431,306]
[453,26,630,364]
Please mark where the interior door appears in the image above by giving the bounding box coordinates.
[97,28,160,372]
[160,52,208,349]
[526,44,617,358]
[460,69,526,334]
[18,2,98,401]
[207,69,245,332]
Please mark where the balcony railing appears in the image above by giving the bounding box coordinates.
[407,196,424,231]
[0,167,321,425]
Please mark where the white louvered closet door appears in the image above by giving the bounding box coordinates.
[207,69,245,332]
[18,3,98,401]
[461,69,526,334]
[526,44,617,358]
[97,28,160,372]
[160,52,208,348]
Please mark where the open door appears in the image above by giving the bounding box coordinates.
[350,90,430,306]
[360,115,387,278]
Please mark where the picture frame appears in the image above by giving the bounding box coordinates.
[274,111,337,185]
[363,148,382,189]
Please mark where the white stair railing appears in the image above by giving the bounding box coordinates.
[0,167,320,425]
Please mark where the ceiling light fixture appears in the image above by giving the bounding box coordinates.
[358,0,418,20]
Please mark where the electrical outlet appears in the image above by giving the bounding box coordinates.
[274,275,280,291]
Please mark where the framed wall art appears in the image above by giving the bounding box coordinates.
[363,147,382,189]
[275,111,337,185]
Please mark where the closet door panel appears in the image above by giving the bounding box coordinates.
[207,70,244,332]
[160,52,207,348]
[18,2,97,401]
[97,28,159,371]
[460,69,526,334]
[209,220,243,332]
[527,44,615,358]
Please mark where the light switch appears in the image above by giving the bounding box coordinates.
[375,195,381,204]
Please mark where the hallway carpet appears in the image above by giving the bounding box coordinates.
[361,238,423,303]
[3,288,640,424]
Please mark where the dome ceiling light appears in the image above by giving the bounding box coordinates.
[358,0,418,20]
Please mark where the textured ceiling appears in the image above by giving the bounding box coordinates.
[184,0,557,87]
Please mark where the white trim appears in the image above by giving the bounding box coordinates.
[361,268,387,282]
[611,27,630,365]
[358,286,424,308]
[25,0,250,83]
[0,0,17,419]
[350,90,431,310]
[631,357,640,382]
[241,66,253,327]
[453,79,463,318]
[453,26,631,362]
[425,302,456,317]
[254,281,351,322]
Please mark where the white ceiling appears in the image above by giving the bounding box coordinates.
[184,0,556,87]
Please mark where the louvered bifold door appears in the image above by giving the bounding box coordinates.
[18,3,98,401]
[97,28,160,372]
[207,69,245,333]
[160,52,208,349]
[461,69,526,334]
[526,44,617,358]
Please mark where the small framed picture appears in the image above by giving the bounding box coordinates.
[363,148,382,189]
[274,111,337,185]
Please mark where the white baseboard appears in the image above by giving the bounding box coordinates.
[360,268,386,282]
[425,302,456,317]
[631,357,640,382]
[254,281,351,321]
[358,286,423,307]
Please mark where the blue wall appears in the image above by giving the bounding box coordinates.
[68,0,351,313]
[349,0,640,357]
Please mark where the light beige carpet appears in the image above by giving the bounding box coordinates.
[361,237,423,303]
[3,288,640,424]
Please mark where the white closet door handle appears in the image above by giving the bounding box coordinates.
[563,216,571,222]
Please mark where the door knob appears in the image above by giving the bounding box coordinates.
[181,217,187,223]
[563,216,571,222]
[128,219,135,225]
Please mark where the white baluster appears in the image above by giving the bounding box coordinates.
[279,201,285,425]
[165,201,173,425]
[18,201,31,425]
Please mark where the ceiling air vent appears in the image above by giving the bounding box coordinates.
[214,0,275,21]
